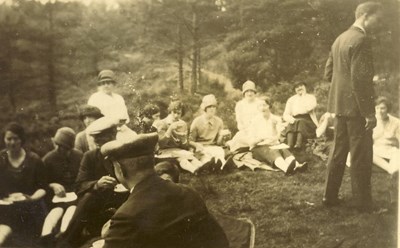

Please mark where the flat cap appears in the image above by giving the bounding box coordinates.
[86,117,120,136]
[101,133,159,160]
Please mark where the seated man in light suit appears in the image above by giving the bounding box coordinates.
[100,133,229,248]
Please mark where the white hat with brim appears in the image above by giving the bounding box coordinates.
[242,80,256,95]
[200,94,218,111]
[86,117,120,136]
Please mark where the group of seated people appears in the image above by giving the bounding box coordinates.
[0,120,230,247]
[0,69,398,247]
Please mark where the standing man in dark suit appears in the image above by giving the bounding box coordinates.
[323,1,383,212]
[100,133,229,248]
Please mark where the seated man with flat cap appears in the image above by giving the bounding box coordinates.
[59,117,129,247]
[100,133,229,248]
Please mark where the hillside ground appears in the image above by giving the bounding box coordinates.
[181,151,398,248]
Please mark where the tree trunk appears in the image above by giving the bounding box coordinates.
[197,46,201,87]
[2,17,17,113]
[177,25,184,92]
[47,2,57,113]
[239,0,244,28]
[0,15,17,113]
[91,53,99,75]
[390,0,399,72]
[7,77,16,114]
[190,8,198,95]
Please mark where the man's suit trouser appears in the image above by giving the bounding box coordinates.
[324,116,373,207]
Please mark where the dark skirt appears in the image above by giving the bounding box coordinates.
[0,199,47,244]
[284,114,317,139]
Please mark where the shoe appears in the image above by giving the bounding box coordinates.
[322,197,343,207]
[194,158,214,176]
[285,159,296,176]
[294,161,308,172]
[221,156,236,172]
[294,144,302,149]
[38,234,55,248]
[213,159,223,173]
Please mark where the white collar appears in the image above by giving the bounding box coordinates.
[353,24,366,35]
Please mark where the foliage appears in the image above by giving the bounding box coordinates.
[0,0,398,152]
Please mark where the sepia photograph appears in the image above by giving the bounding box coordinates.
[0,0,398,247]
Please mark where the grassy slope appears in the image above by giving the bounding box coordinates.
[181,153,397,248]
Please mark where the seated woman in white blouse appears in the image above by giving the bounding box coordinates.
[283,82,318,149]
[228,80,263,152]
[247,97,306,175]
[372,96,400,174]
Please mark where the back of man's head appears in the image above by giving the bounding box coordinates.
[118,155,155,174]
[355,1,382,19]
[101,133,158,176]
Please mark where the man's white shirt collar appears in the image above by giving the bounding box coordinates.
[353,24,366,34]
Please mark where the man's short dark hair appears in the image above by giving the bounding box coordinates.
[355,2,383,19]
[119,155,155,174]
[154,161,180,183]
[375,96,391,112]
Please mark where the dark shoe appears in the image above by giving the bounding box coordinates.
[294,161,308,172]
[322,197,343,207]
[293,144,302,149]
[221,156,236,172]
[213,159,223,173]
[195,158,215,176]
[285,159,296,176]
[39,234,55,248]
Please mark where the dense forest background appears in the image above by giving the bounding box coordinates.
[0,0,399,155]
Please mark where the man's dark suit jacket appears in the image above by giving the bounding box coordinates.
[75,149,115,196]
[104,174,229,248]
[324,26,375,117]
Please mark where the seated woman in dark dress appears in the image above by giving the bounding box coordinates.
[41,127,83,238]
[0,122,47,246]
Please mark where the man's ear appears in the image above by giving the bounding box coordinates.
[112,160,125,179]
